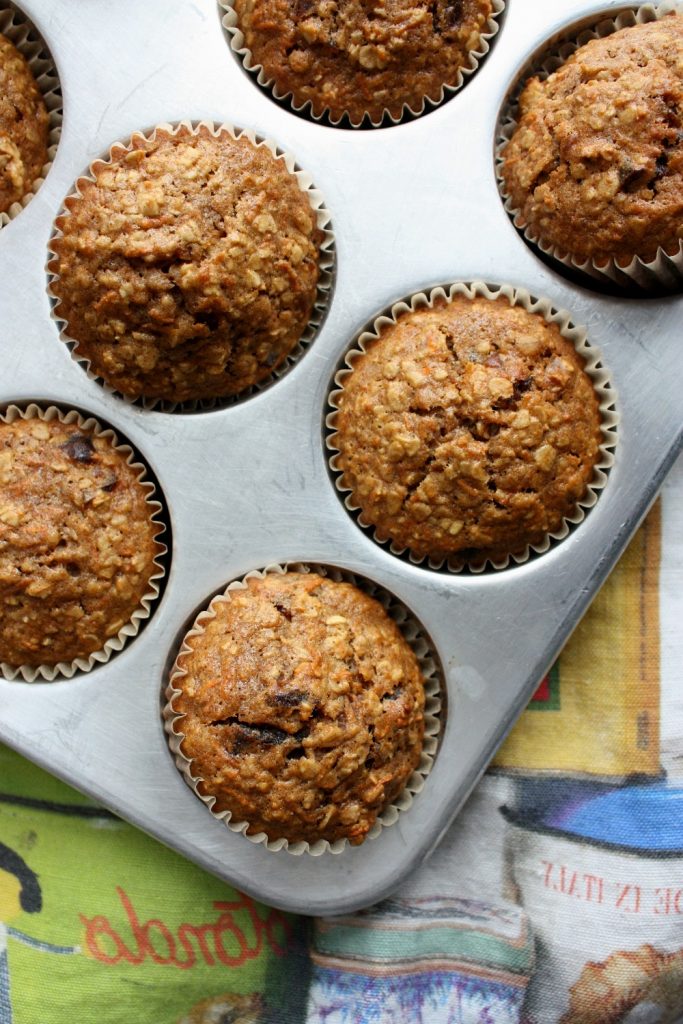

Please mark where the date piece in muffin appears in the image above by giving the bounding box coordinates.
[171,572,425,846]
[50,125,323,403]
[501,15,683,266]
[0,31,49,214]
[0,416,162,668]
[232,0,494,124]
[333,295,602,564]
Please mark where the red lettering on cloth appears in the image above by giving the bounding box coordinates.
[80,887,292,968]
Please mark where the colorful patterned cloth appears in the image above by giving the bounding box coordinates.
[1,458,682,1023]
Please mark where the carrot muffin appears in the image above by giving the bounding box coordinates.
[500,15,683,266]
[170,571,425,846]
[0,415,162,668]
[50,125,324,403]
[231,0,495,124]
[333,295,602,564]
[0,31,49,214]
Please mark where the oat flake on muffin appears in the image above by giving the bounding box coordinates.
[0,415,162,669]
[50,124,324,404]
[501,14,683,266]
[0,31,49,214]
[170,571,425,847]
[333,295,602,565]
[231,0,495,124]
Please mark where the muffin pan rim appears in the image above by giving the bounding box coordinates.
[0,0,681,915]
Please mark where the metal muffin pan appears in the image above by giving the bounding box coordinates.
[0,0,681,915]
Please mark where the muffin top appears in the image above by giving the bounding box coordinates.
[171,571,426,846]
[232,0,494,124]
[501,15,683,265]
[0,416,162,668]
[50,125,323,403]
[0,32,49,214]
[333,295,602,564]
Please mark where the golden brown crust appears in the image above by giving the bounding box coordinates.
[562,945,683,1024]
[232,0,494,124]
[172,572,425,846]
[0,416,162,668]
[501,15,683,265]
[0,32,49,214]
[334,295,602,564]
[50,125,323,403]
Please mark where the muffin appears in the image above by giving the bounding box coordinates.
[169,571,426,847]
[0,31,49,214]
[49,124,325,404]
[500,14,683,268]
[228,0,496,125]
[332,294,603,565]
[0,413,163,669]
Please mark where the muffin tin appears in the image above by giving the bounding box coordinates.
[0,0,681,916]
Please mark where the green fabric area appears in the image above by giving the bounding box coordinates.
[0,745,101,807]
[0,744,302,1024]
[313,919,533,975]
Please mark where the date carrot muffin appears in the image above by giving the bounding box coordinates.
[170,571,425,846]
[333,295,602,565]
[50,124,324,404]
[230,0,495,124]
[500,14,683,267]
[0,415,162,669]
[0,31,49,214]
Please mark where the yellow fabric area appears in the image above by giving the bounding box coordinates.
[494,502,661,777]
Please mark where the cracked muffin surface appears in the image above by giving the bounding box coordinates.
[171,572,425,846]
[231,0,494,123]
[0,416,162,668]
[333,295,602,564]
[501,15,683,265]
[0,32,49,214]
[50,125,323,403]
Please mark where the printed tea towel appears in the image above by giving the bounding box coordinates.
[1,455,681,1023]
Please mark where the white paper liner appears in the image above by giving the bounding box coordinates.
[326,281,618,573]
[164,562,442,856]
[0,403,168,682]
[0,3,62,227]
[47,120,335,413]
[219,0,505,128]
[496,3,683,291]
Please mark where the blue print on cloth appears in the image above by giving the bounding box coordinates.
[307,967,525,1024]
[0,928,78,1024]
[0,950,10,1024]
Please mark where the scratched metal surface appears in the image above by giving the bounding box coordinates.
[0,0,681,915]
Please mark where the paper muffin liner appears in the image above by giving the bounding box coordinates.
[46,120,335,413]
[326,281,618,573]
[0,3,62,228]
[0,403,168,682]
[164,562,442,856]
[219,0,505,128]
[496,2,683,292]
